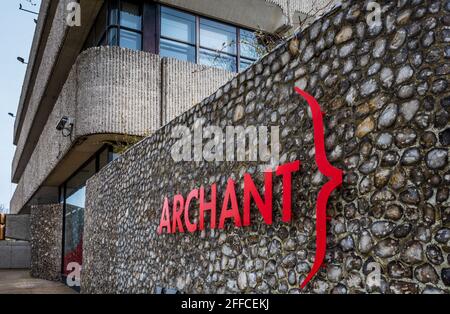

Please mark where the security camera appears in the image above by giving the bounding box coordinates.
[56,116,69,131]
[56,116,75,137]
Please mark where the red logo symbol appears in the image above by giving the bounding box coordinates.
[294,87,343,289]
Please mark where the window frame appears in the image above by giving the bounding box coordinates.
[84,1,262,72]
[107,0,143,50]
[158,4,259,72]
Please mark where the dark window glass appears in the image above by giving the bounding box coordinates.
[161,7,195,44]
[160,38,195,62]
[120,29,142,50]
[200,18,236,54]
[120,2,142,30]
[99,147,110,170]
[109,0,119,25]
[199,48,236,72]
[108,27,119,46]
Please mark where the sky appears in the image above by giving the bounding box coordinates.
[0,0,41,212]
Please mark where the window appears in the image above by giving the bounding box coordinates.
[84,1,264,72]
[159,6,262,72]
[60,146,115,285]
[84,0,143,51]
[160,7,196,63]
[199,18,237,71]
[240,29,260,70]
[62,159,95,277]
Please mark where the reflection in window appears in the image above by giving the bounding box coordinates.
[160,39,195,62]
[120,29,142,50]
[161,7,196,43]
[84,2,263,72]
[199,49,236,72]
[160,7,196,63]
[108,28,118,46]
[85,0,142,51]
[60,146,115,280]
[200,19,236,54]
[63,159,95,276]
[120,2,141,30]
[240,29,260,60]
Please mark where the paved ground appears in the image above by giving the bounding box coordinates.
[0,270,77,294]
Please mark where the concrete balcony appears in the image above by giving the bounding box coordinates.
[11,46,234,214]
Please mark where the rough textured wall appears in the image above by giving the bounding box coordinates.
[162,58,236,125]
[84,0,450,294]
[14,0,51,140]
[269,0,339,24]
[13,0,79,178]
[30,204,63,281]
[11,47,232,214]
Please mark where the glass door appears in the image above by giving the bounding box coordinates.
[62,159,96,278]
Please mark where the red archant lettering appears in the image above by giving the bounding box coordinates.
[218,179,242,229]
[243,171,273,226]
[157,197,171,234]
[275,161,300,223]
[156,88,344,292]
[172,194,185,233]
[184,189,198,233]
[199,184,217,230]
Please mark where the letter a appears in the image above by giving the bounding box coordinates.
[158,197,172,234]
[219,179,242,229]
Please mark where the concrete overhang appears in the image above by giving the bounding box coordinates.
[21,133,136,214]
[13,0,54,146]
[158,0,288,33]
[12,0,104,184]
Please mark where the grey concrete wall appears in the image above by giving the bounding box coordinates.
[5,215,30,241]
[0,241,31,269]
[13,0,79,177]
[30,204,63,281]
[14,0,52,143]
[269,0,339,25]
[13,0,103,184]
[83,0,450,294]
[162,58,235,125]
[11,47,234,214]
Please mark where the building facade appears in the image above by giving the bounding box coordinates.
[11,0,337,289]
[11,0,450,294]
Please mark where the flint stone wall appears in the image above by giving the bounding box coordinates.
[84,0,450,294]
[30,204,63,281]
